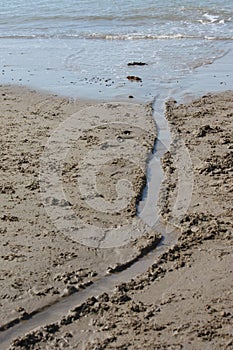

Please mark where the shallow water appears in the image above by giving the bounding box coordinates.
[0,0,233,100]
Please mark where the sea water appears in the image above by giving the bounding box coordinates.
[0,0,232,100]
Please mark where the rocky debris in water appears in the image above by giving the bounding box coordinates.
[127,75,142,82]
[82,76,115,87]
[127,62,148,66]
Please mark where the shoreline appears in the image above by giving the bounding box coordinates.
[0,88,231,350]
[1,44,233,103]
[1,37,232,102]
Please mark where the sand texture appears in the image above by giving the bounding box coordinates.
[1,89,233,350]
[0,85,160,332]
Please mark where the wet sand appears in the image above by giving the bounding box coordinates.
[0,87,233,349]
[0,85,161,332]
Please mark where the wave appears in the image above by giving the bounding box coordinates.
[0,33,233,41]
[1,10,231,25]
[0,13,218,23]
[87,33,233,41]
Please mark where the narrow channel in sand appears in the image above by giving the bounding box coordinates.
[0,48,232,349]
[0,95,180,349]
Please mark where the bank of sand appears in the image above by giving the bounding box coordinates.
[1,87,233,349]
[0,85,161,330]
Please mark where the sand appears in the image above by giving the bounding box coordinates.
[0,85,161,332]
[0,87,232,349]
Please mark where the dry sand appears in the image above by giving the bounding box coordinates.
[0,87,232,349]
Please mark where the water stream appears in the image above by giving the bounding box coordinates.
[0,49,232,349]
[0,96,180,349]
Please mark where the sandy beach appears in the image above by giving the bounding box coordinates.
[0,86,232,349]
[0,85,162,327]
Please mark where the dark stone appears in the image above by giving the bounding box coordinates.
[127,62,148,66]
